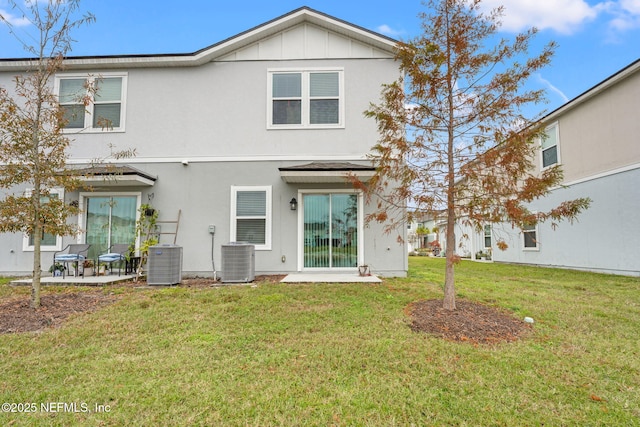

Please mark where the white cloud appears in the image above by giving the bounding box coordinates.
[478,0,600,34]
[604,0,640,32]
[537,74,569,103]
[376,24,404,38]
[0,8,31,27]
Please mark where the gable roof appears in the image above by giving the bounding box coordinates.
[0,7,397,71]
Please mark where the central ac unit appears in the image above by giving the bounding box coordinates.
[148,245,183,285]
[221,243,255,283]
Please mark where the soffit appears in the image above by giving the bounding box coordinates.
[76,165,156,188]
[278,162,375,183]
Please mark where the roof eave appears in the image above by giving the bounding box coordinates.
[0,7,398,71]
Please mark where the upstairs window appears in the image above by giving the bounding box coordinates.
[541,123,559,169]
[57,73,127,132]
[268,69,343,129]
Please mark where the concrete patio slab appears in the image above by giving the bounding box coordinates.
[280,273,382,283]
[11,274,138,286]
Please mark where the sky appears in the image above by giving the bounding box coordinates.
[1,0,639,114]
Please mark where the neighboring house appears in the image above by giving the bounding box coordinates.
[493,59,640,276]
[407,213,439,253]
[0,7,407,277]
[434,217,492,260]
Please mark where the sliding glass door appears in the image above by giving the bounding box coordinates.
[303,193,359,269]
[85,196,137,259]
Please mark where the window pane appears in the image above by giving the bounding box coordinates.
[29,232,56,246]
[484,225,492,247]
[524,231,537,248]
[304,194,330,268]
[273,100,301,125]
[93,104,121,128]
[310,99,339,124]
[542,146,557,168]
[331,194,358,268]
[62,105,85,128]
[236,219,266,244]
[95,78,122,102]
[237,191,266,216]
[541,127,557,150]
[310,72,338,97]
[59,78,86,103]
[273,73,301,98]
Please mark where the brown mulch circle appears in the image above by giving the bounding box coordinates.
[407,299,532,344]
[0,292,120,334]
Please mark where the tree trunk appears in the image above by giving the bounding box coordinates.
[31,216,42,309]
[443,208,457,311]
[443,4,456,312]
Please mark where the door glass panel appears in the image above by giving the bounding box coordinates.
[331,194,358,268]
[304,194,330,268]
[303,193,358,269]
[85,196,136,259]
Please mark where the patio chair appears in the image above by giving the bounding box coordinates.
[53,244,91,279]
[98,244,131,276]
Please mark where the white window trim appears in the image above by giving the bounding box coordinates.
[230,186,272,251]
[22,188,64,252]
[296,189,364,272]
[54,72,128,134]
[540,121,560,170]
[522,223,540,251]
[78,192,142,249]
[267,67,345,130]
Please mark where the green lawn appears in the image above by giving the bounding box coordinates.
[1,258,639,426]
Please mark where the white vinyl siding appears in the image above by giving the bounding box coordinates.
[230,186,272,250]
[268,68,344,129]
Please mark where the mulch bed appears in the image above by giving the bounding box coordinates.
[407,299,532,344]
[0,292,120,334]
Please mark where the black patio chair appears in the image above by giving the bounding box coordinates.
[53,244,91,279]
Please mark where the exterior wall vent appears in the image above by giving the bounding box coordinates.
[147,245,183,285]
[221,243,255,283]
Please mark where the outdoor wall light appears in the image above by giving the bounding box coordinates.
[289,198,298,211]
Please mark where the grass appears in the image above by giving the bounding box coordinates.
[1,258,639,426]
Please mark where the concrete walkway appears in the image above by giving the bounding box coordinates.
[280,273,382,283]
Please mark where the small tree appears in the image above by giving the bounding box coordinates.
[361,0,590,310]
[133,204,159,281]
[0,0,94,308]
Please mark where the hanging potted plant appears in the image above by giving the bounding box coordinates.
[144,204,156,217]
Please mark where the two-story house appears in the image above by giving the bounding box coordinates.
[0,7,407,278]
[492,59,640,276]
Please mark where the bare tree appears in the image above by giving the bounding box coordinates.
[360,0,590,310]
